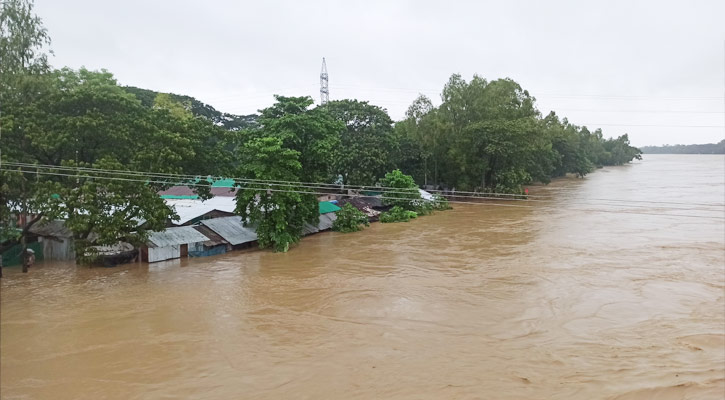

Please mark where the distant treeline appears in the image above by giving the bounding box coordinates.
[640,140,725,154]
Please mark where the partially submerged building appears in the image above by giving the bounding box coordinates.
[28,219,75,261]
[141,226,211,263]
[164,196,237,227]
[198,216,258,250]
[191,225,230,257]
[303,201,340,235]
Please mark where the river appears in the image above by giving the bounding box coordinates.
[1,154,724,399]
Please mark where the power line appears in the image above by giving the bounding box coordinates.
[329,85,725,100]
[6,162,724,208]
[573,123,724,128]
[551,109,724,114]
[3,167,723,220]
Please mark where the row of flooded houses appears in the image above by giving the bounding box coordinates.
[2,182,344,266]
[3,179,424,267]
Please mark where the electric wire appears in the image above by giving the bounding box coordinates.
[4,162,724,209]
[4,162,724,208]
[3,167,723,221]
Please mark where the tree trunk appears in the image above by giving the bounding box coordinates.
[423,157,428,186]
[434,158,438,187]
[21,231,28,273]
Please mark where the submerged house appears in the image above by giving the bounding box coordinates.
[141,226,211,263]
[303,201,340,235]
[28,219,75,261]
[190,225,230,257]
[164,196,237,227]
[198,216,258,250]
[337,197,383,221]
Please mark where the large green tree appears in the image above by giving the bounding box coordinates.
[234,137,317,252]
[0,0,53,273]
[255,95,342,183]
[2,67,230,262]
[325,99,396,186]
[233,95,343,252]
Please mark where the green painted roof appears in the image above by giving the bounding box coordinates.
[319,201,341,214]
[211,178,235,188]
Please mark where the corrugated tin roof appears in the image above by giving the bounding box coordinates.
[302,222,319,235]
[319,213,337,231]
[165,197,237,225]
[319,201,341,214]
[159,186,238,199]
[199,216,257,245]
[147,226,210,248]
[302,213,337,236]
[192,225,228,246]
[28,220,73,238]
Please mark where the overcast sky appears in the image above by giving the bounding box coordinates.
[35,0,724,146]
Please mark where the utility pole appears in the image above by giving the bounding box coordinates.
[320,57,329,105]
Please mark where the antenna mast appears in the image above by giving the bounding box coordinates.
[320,57,329,105]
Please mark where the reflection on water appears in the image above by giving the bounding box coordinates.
[2,155,724,399]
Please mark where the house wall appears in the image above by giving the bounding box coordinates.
[148,245,180,263]
[39,237,75,261]
[147,242,205,263]
[189,244,226,258]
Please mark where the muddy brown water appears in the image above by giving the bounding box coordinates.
[2,154,724,399]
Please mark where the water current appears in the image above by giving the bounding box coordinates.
[1,154,724,399]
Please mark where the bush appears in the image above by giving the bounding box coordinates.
[380,206,418,223]
[414,199,434,216]
[332,203,370,233]
[431,194,452,210]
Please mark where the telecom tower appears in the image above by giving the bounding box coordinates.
[320,57,329,105]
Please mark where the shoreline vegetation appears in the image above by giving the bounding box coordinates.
[639,140,725,154]
[1,0,641,271]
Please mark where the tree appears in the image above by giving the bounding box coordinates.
[256,95,342,183]
[326,99,396,186]
[0,0,52,274]
[233,95,343,251]
[396,95,446,186]
[44,159,175,262]
[234,137,316,252]
[0,0,51,81]
[379,169,421,210]
[1,68,229,263]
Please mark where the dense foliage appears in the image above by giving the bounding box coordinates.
[234,137,316,252]
[332,203,369,233]
[380,206,418,223]
[124,86,258,131]
[640,140,725,154]
[395,75,642,192]
[233,96,343,251]
[0,2,231,263]
[326,99,396,185]
[378,169,422,210]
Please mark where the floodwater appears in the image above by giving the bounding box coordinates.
[1,154,724,399]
